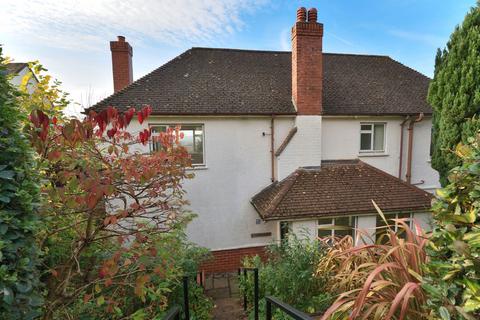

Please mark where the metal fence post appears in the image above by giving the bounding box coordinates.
[266,298,272,320]
[183,276,189,320]
[254,268,259,320]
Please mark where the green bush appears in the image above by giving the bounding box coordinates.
[239,236,333,319]
[0,48,43,319]
[50,230,213,320]
[424,135,480,320]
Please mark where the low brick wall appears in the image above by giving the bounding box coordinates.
[201,245,268,274]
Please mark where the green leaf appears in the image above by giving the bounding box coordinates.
[0,170,15,180]
[439,306,451,320]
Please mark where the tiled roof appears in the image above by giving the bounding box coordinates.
[5,63,28,76]
[89,48,432,116]
[251,160,433,220]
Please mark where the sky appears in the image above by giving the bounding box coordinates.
[1,0,477,116]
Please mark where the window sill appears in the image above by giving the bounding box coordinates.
[358,153,389,158]
[186,166,208,171]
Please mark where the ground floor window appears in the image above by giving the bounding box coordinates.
[317,216,355,239]
[376,212,412,243]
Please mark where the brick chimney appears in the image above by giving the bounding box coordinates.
[110,36,133,92]
[291,7,323,115]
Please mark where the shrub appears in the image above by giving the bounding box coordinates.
[423,137,480,320]
[0,47,43,319]
[319,206,429,320]
[240,236,333,319]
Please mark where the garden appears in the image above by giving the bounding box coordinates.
[1,3,480,320]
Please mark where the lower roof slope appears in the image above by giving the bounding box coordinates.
[251,159,433,220]
[89,47,432,116]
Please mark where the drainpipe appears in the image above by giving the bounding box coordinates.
[405,113,424,184]
[398,116,410,179]
[271,115,276,182]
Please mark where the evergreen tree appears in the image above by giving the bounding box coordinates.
[0,47,43,318]
[429,2,480,185]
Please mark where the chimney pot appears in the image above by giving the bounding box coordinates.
[307,8,317,22]
[117,35,125,42]
[296,7,307,22]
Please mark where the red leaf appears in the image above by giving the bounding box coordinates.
[125,107,135,126]
[137,112,144,124]
[83,294,92,303]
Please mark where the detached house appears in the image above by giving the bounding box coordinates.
[90,7,439,273]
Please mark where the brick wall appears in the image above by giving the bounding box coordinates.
[200,246,268,274]
[110,36,133,92]
[291,7,323,115]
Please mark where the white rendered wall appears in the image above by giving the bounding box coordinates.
[127,116,294,250]
[8,67,37,94]
[277,116,322,180]
[321,116,440,193]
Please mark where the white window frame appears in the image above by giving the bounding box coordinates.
[317,216,356,239]
[149,123,206,167]
[359,122,386,153]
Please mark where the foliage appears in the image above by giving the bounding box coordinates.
[0,47,43,319]
[318,207,429,320]
[428,2,480,185]
[240,236,333,319]
[423,136,480,320]
[17,61,70,117]
[26,103,207,318]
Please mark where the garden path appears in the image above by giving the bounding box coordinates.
[204,272,246,320]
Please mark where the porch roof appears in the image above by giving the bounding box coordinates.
[251,160,433,221]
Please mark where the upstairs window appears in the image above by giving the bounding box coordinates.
[151,124,205,166]
[360,123,385,153]
[318,216,355,239]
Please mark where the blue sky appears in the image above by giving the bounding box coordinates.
[1,0,476,115]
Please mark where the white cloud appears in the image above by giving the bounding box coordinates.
[2,0,269,116]
[1,0,269,51]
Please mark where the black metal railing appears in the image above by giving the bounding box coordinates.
[265,296,313,320]
[163,271,205,320]
[163,306,181,320]
[238,267,259,320]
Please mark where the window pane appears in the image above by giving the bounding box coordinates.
[334,217,354,238]
[373,124,385,151]
[376,213,395,244]
[318,229,332,238]
[179,125,204,165]
[151,126,167,152]
[318,218,333,225]
[361,124,372,131]
[360,133,372,150]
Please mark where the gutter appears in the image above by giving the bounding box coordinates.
[398,116,410,179]
[405,113,424,184]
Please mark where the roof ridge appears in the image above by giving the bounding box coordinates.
[191,47,390,58]
[191,47,290,54]
[358,160,433,199]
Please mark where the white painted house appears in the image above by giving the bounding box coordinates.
[89,7,439,272]
[5,62,37,93]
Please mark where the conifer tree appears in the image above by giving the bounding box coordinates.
[429,3,480,185]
